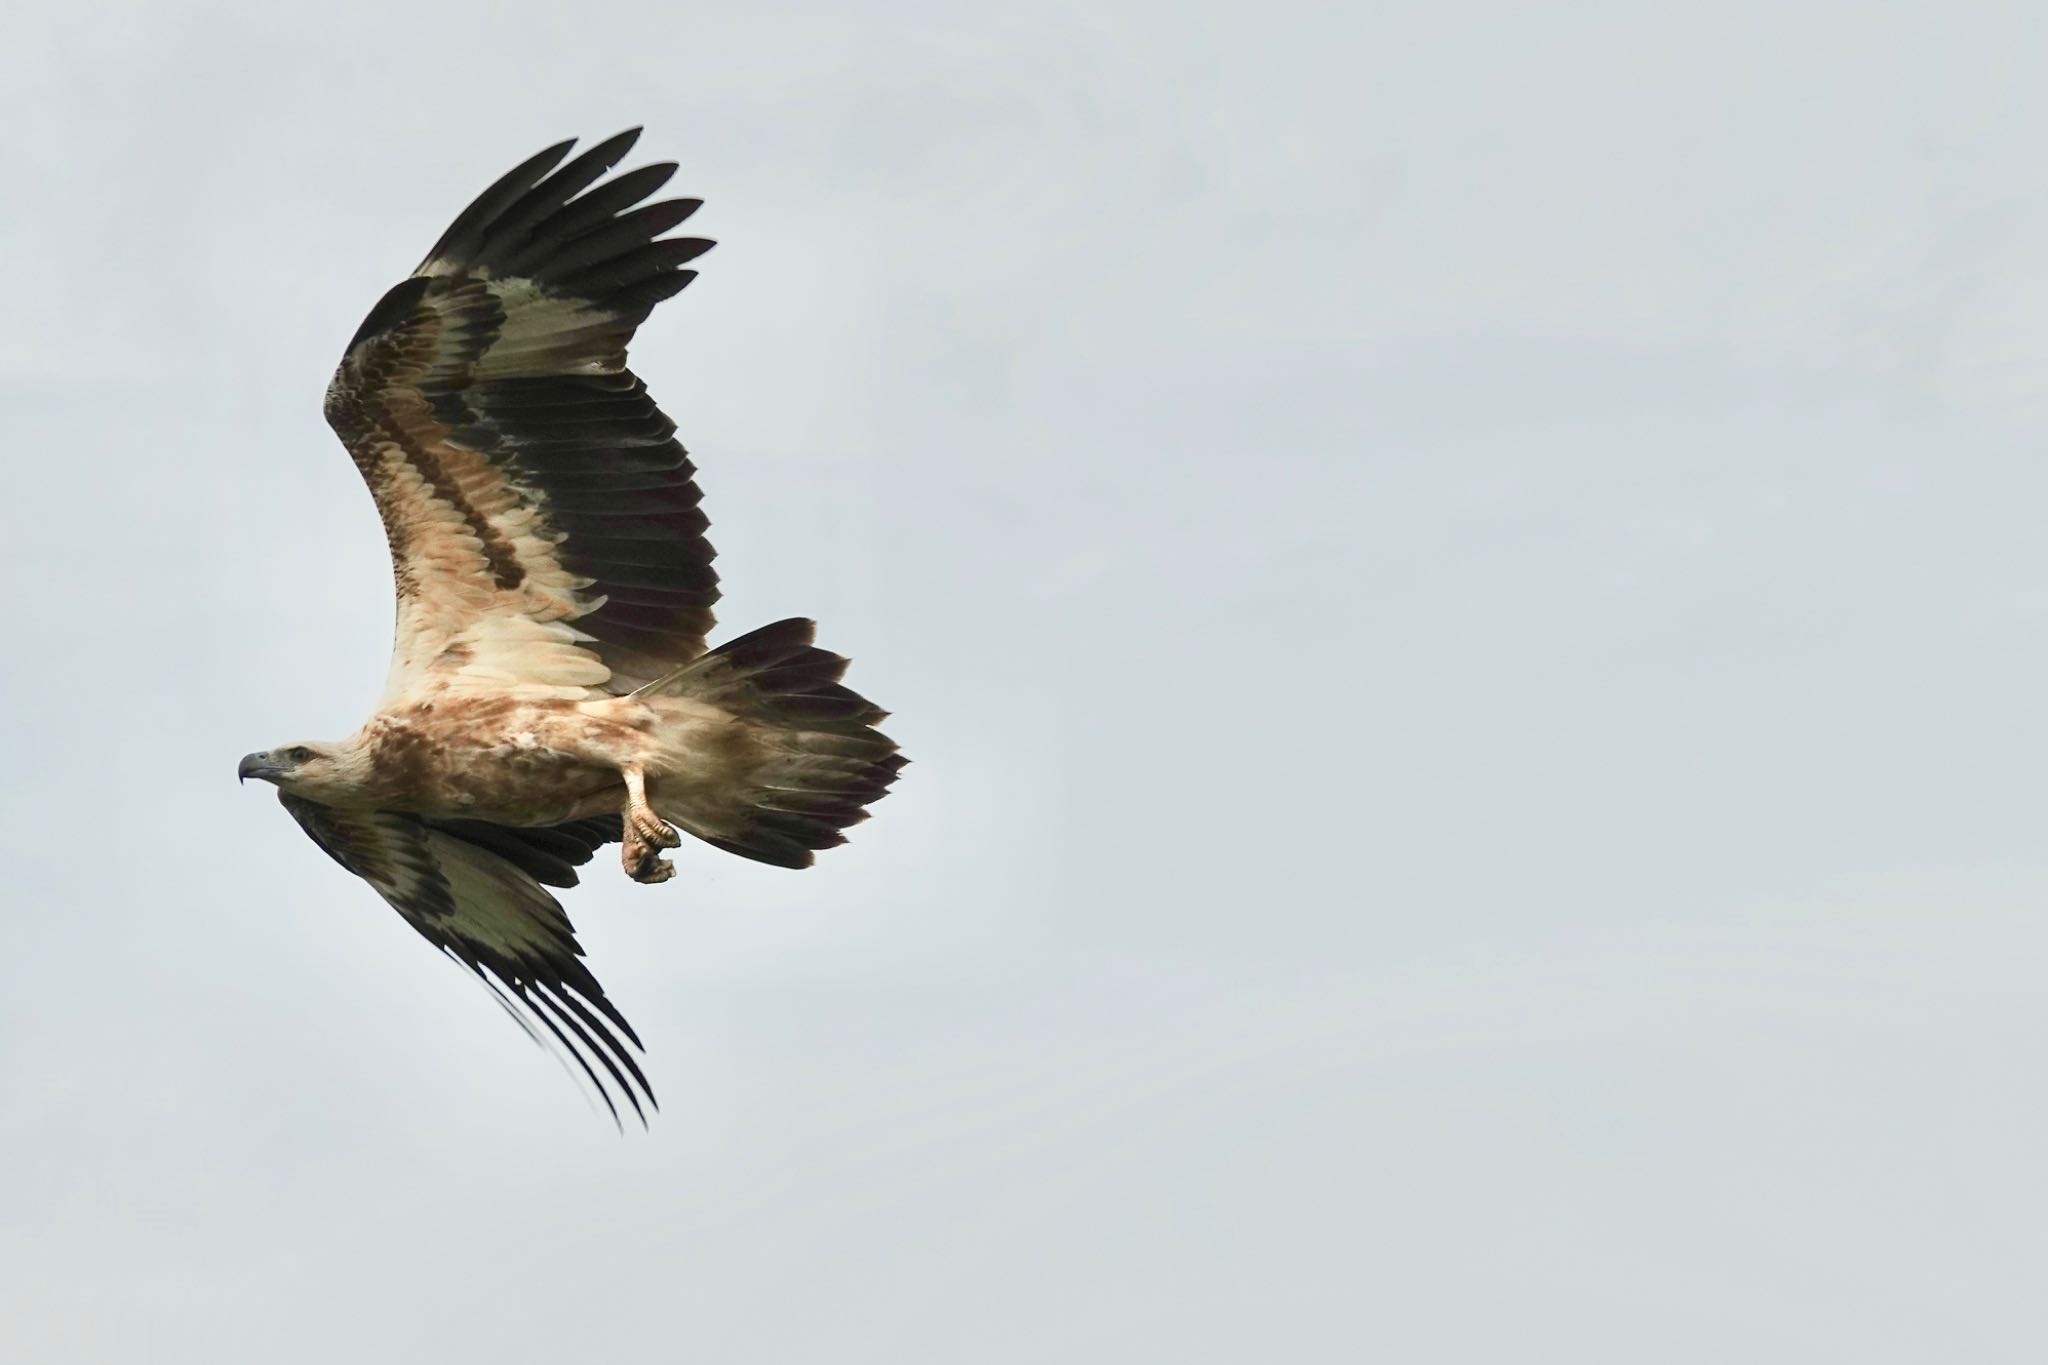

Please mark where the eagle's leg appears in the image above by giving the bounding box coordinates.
[620,765,680,885]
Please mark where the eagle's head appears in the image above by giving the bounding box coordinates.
[237,741,362,802]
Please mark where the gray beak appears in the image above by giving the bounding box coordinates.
[238,752,282,785]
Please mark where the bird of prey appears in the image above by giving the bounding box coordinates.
[237,131,903,1123]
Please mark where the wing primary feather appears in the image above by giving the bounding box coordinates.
[500,167,684,275]
[472,128,645,265]
[535,201,705,283]
[555,972,645,1052]
[566,1015,651,1108]
[530,984,650,1126]
[517,984,624,1129]
[560,238,715,295]
[416,137,578,273]
[609,267,701,315]
[463,957,548,1049]
[476,964,636,1120]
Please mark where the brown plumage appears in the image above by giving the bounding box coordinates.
[239,132,904,1125]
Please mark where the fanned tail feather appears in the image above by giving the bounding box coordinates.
[637,619,905,868]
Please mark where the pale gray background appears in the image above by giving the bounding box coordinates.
[2,0,2045,1359]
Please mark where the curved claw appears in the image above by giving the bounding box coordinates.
[622,828,678,885]
[629,855,675,885]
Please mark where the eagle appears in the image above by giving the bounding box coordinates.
[237,131,903,1124]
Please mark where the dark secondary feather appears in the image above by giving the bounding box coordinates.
[279,796,652,1125]
[426,814,621,888]
[323,128,721,692]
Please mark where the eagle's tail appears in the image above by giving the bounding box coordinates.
[634,619,904,868]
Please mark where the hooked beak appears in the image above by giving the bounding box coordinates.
[238,752,284,786]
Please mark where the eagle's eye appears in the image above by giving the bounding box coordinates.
[287,746,315,764]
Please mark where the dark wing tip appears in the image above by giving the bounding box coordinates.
[417,136,581,273]
[283,801,659,1127]
[417,131,706,319]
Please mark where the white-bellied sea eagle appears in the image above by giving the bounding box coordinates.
[237,131,903,1123]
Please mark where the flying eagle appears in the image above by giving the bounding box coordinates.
[237,131,903,1123]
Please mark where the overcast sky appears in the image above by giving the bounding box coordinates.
[5,0,2048,1359]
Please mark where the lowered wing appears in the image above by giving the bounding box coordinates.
[324,129,720,702]
[279,795,652,1124]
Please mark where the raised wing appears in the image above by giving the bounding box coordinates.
[324,130,719,701]
[279,794,653,1124]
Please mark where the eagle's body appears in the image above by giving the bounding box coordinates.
[339,695,647,822]
[359,694,642,824]
[320,692,728,826]
[238,131,902,1123]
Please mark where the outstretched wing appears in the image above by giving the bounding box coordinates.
[324,129,720,702]
[279,795,652,1124]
